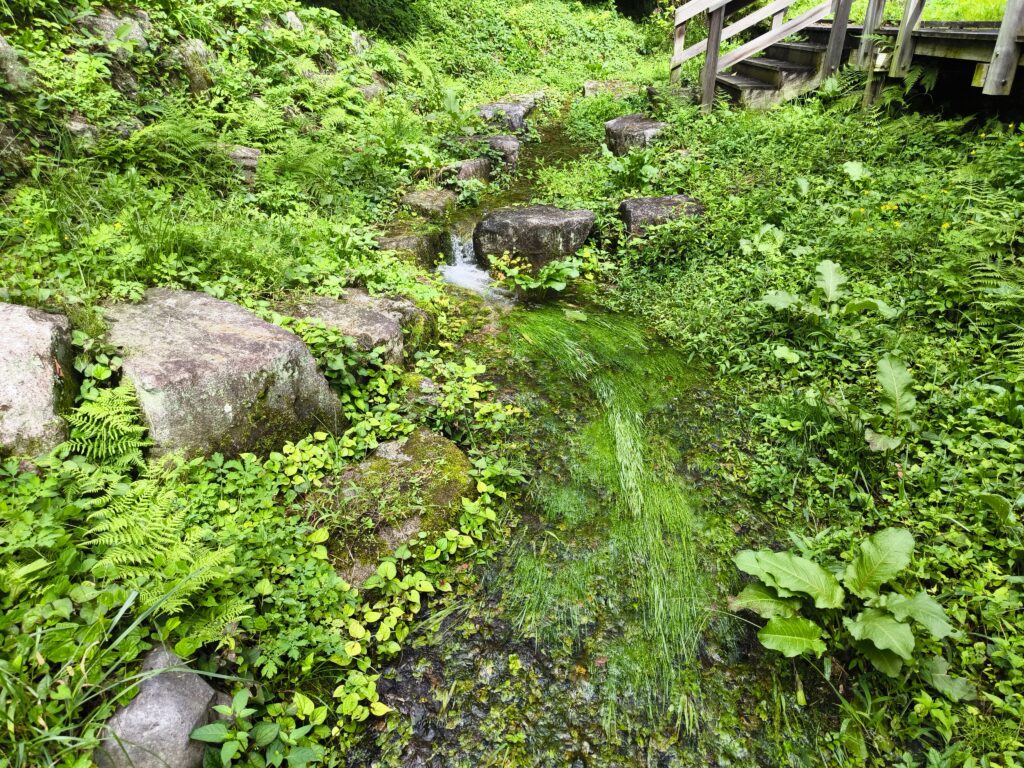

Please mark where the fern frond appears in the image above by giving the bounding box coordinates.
[60,383,152,470]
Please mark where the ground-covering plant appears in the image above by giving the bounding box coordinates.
[533,71,1023,763]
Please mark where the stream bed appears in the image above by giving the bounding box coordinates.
[351,122,825,767]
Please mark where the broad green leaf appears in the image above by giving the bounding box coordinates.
[286,746,320,768]
[755,551,845,609]
[762,290,801,311]
[190,722,230,743]
[843,608,915,661]
[855,640,904,677]
[842,160,869,182]
[882,591,955,640]
[251,721,280,748]
[773,345,800,364]
[864,428,902,453]
[307,527,329,544]
[758,617,826,658]
[977,492,1015,526]
[220,740,241,766]
[728,583,800,619]
[733,551,798,597]
[843,528,914,598]
[921,657,977,702]
[843,297,898,319]
[877,356,917,420]
[815,260,848,303]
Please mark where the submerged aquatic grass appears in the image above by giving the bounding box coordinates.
[503,306,709,727]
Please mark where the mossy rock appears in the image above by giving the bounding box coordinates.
[314,427,473,585]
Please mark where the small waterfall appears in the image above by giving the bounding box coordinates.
[437,221,509,301]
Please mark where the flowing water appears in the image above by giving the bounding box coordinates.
[352,121,821,767]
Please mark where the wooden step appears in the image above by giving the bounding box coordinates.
[733,56,817,88]
[798,23,864,48]
[715,72,779,109]
[764,41,828,68]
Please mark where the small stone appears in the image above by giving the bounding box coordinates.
[328,427,474,585]
[477,94,540,134]
[0,34,33,91]
[619,195,703,236]
[582,80,632,98]
[377,232,448,268]
[401,188,457,219]
[351,30,371,54]
[280,11,304,32]
[105,288,344,458]
[0,303,77,457]
[473,205,595,266]
[441,158,491,186]
[286,290,433,366]
[0,121,29,175]
[486,135,521,169]
[95,649,215,768]
[604,114,667,156]
[227,145,260,185]
[75,8,150,61]
[173,38,214,94]
[359,82,385,101]
[67,115,99,143]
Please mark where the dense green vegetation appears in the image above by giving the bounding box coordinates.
[2,0,1022,766]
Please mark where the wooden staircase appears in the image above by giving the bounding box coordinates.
[671,0,1024,110]
[716,25,859,108]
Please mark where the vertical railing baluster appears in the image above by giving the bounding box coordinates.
[701,5,726,111]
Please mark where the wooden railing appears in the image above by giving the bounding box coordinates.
[671,0,854,109]
[672,0,1024,110]
[854,0,1023,95]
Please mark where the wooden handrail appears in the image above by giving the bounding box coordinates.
[671,0,795,70]
[675,0,733,27]
[718,2,831,69]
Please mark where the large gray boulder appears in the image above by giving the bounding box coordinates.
[401,188,457,219]
[105,289,344,458]
[474,205,595,266]
[604,114,667,156]
[172,39,214,94]
[74,8,150,61]
[619,195,703,236]
[286,291,432,366]
[0,34,33,91]
[96,650,215,768]
[0,304,77,457]
[477,94,541,134]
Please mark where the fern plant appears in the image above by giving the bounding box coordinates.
[59,382,152,469]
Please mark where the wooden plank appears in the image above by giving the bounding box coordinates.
[672,0,794,68]
[772,10,785,29]
[824,0,856,75]
[671,20,688,81]
[855,0,888,69]
[719,2,831,70]
[973,61,989,86]
[982,0,1024,95]
[889,0,926,77]
[701,5,726,111]
[675,0,731,28]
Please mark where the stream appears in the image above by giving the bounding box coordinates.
[351,122,819,767]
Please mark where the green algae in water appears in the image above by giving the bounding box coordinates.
[504,306,709,728]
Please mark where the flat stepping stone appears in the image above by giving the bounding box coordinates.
[105,288,343,458]
[583,79,634,98]
[441,157,491,186]
[473,205,595,266]
[286,290,432,366]
[377,231,448,268]
[0,303,77,456]
[604,114,667,156]
[326,427,473,585]
[619,195,703,236]
[96,649,215,768]
[401,188,457,218]
[477,93,542,134]
[227,145,260,184]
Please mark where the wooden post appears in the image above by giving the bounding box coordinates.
[889,0,925,77]
[823,0,855,76]
[982,0,1024,95]
[855,0,887,69]
[772,10,784,29]
[672,19,688,82]
[701,6,726,111]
